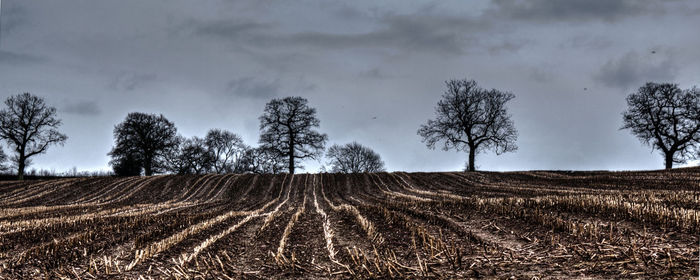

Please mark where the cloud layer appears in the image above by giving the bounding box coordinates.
[1,0,699,172]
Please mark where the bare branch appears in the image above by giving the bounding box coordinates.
[326,141,385,173]
[258,96,328,174]
[417,79,518,171]
[0,93,67,179]
[622,83,700,169]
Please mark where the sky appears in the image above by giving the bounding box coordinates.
[1,0,699,173]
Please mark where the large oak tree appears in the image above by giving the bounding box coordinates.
[259,96,327,174]
[0,93,68,180]
[418,79,518,171]
[622,82,700,169]
[108,112,179,176]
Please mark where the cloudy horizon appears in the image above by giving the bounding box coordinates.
[1,0,699,173]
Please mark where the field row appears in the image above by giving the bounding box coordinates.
[0,169,698,279]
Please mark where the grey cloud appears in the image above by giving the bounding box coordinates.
[330,4,366,20]
[194,14,484,55]
[63,100,100,116]
[0,50,46,65]
[487,0,660,22]
[227,77,281,99]
[193,20,271,42]
[0,0,29,36]
[292,77,318,92]
[359,68,390,79]
[487,39,526,55]
[594,51,678,90]
[3,1,698,173]
[528,67,554,83]
[281,15,476,55]
[560,34,613,50]
[109,73,157,91]
[686,6,700,15]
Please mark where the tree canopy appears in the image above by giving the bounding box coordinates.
[418,79,517,171]
[236,146,287,174]
[259,96,327,174]
[108,112,179,176]
[167,136,216,175]
[0,147,9,173]
[0,93,68,180]
[111,152,142,176]
[205,129,245,174]
[326,142,385,173]
[622,82,700,169]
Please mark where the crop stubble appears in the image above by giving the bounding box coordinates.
[0,168,698,279]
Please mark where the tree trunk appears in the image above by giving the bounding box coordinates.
[143,158,152,176]
[467,146,476,172]
[664,151,674,170]
[17,155,25,181]
[289,138,295,174]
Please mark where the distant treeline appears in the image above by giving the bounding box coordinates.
[0,168,114,181]
[0,79,698,180]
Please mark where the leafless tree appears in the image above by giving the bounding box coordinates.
[418,79,518,172]
[0,93,68,180]
[622,82,700,169]
[167,136,215,174]
[108,112,179,176]
[236,146,287,174]
[205,129,245,173]
[259,96,328,174]
[326,141,385,173]
[0,147,9,173]
[112,152,142,176]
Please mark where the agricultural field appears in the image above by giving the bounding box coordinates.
[0,169,698,279]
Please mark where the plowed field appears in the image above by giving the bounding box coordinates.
[0,169,698,279]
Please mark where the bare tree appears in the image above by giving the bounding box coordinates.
[167,136,215,174]
[259,96,328,174]
[0,93,68,180]
[108,112,179,176]
[112,152,142,176]
[418,79,517,171]
[326,141,385,173]
[0,146,9,173]
[622,82,700,169]
[205,129,245,173]
[236,146,287,174]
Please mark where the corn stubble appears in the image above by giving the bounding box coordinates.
[0,169,698,279]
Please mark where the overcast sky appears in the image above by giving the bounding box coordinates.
[1,0,699,173]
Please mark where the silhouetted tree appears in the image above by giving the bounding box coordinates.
[205,129,245,173]
[111,153,142,176]
[167,136,215,174]
[418,79,517,172]
[326,141,385,173]
[0,147,8,173]
[622,82,700,169]
[259,96,328,174]
[108,112,179,176]
[236,146,287,174]
[0,93,68,180]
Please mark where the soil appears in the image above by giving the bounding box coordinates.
[0,168,698,279]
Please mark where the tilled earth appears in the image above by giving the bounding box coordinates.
[0,169,698,279]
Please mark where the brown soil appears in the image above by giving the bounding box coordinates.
[0,168,698,279]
